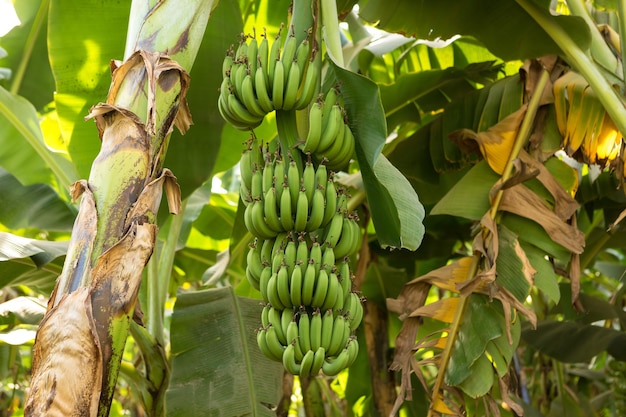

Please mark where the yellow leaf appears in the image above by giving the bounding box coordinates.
[409,297,460,323]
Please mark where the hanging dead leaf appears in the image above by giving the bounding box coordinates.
[25,288,102,417]
[498,183,585,254]
[409,297,461,324]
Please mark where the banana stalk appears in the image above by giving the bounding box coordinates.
[427,69,551,416]
[25,1,216,416]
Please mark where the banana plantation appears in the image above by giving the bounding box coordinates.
[3,0,626,416]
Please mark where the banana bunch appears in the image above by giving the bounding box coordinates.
[218,28,322,130]
[240,142,364,377]
[240,146,358,241]
[298,87,355,171]
[553,70,622,167]
[252,233,363,376]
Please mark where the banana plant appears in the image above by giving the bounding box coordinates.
[23,1,216,415]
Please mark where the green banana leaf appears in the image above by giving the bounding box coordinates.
[166,286,283,417]
[0,167,76,232]
[329,62,425,251]
[358,0,591,61]
[0,0,55,110]
[48,0,129,179]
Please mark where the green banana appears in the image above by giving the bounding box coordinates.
[259,266,272,301]
[281,32,298,78]
[279,180,294,230]
[286,315,299,345]
[323,210,344,248]
[294,189,309,232]
[328,121,355,171]
[309,241,322,275]
[257,328,282,362]
[298,309,312,352]
[332,217,355,259]
[320,309,335,349]
[271,60,285,110]
[263,188,283,233]
[284,237,297,275]
[247,37,258,80]
[299,349,315,378]
[311,269,330,309]
[287,159,301,212]
[321,246,335,272]
[302,261,317,305]
[321,178,337,226]
[222,49,234,79]
[318,104,343,154]
[239,148,254,191]
[267,31,282,89]
[268,307,286,344]
[276,265,292,308]
[302,160,316,201]
[301,101,323,153]
[266,325,287,360]
[306,186,325,232]
[267,272,286,310]
[251,200,278,239]
[322,346,350,376]
[346,337,359,367]
[261,304,271,328]
[290,265,303,307]
[327,314,349,356]
[261,238,274,265]
[322,272,340,311]
[258,33,269,77]
[254,66,274,113]
[311,347,325,376]
[227,92,264,129]
[310,308,322,351]
[282,343,302,375]
[295,51,322,110]
[347,292,363,331]
[282,57,301,111]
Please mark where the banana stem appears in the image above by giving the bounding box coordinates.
[320,0,344,67]
[617,0,626,86]
[276,109,304,169]
[490,68,551,218]
[566,0,621,77]
[517,0,626,139]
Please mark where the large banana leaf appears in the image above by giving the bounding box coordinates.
[359,0,591,61]
[166,286,283,416]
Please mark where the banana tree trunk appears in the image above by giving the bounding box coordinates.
[25,1,216,415]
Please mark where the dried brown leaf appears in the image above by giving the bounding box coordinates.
[409,297,460,323]
[499,184,584,254]
[25,289,102,417]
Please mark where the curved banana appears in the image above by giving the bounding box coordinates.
[268,307,286,344]
[318,104,343,154]
[306,187,325,232]
[309,241,322,275]
[264,188,283,233]
[328,122,355,171]
[294,190,309,232]
[320,309,335,349]
[259,266,272,302]
[271,60,285,110]
[323,211,344,248]
[311,346,325,376]
[322,347,350,376]
[346,337,359,367]
[327,314,349,356]
[257,328,282,362]
[239,148,254,192]
[295,51,321,111]
[290,265,303,307]
[302,261,317,305]
[266,325,286,360]
[286,316,299,345]
[261,238,274,265]
[247,37,258,79]
[302,160,316,201]
[298,309,312,352]
[281,33,298,78]
[258,34,269,77]
[299,349,315,378]
[301,101,323,154]
[347,293,364,331]
[251,200,278,239]
[287,159,301,212]
[254,66,274,113]
[276,266,293,308]
[282,343,301,375]
[222,50,234,79]
[310,309,323,351]
[322,178,337,226]
[267,32,282,90]
[227,92,264,129]
[332,217,355,259]
[322,272,341,311]
[282,58,301,111]
[284,237,297,275]
[321,246,335,272]
[279,180,294,230]
[311,269,330,309]
[267,272,286,310]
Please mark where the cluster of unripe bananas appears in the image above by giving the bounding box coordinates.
[241,142,364,377]
[218,27,322,130]
[298,88,355,171]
